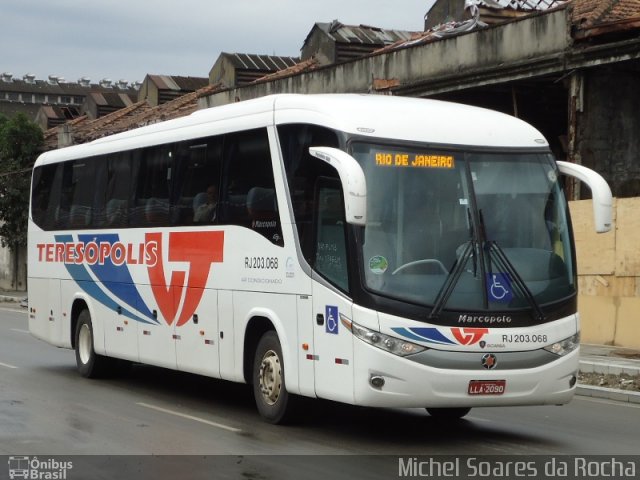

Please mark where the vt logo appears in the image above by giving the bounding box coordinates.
[147,231,224,326]
[451,327,489,346]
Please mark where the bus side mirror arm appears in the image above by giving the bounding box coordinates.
[557,161,613,233]
[309,147,367,225]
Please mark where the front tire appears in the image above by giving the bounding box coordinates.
[252,331,297,424]
[75,309,110,378]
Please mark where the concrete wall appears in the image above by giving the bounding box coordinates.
[199,9,571,108]
[208,56,236,88]
[137,77,159,107]
[0,244,27,291]
[571,198,640,348]
[425,0,467,30]
[300,25,334,65]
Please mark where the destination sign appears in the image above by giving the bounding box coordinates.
[374,152,455,169]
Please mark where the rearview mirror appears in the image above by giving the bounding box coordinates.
[557,161,613,233]
[309,147,367,225]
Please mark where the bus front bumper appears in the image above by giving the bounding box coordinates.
[352,340,579,409]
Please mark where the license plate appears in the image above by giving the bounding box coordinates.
[468,380,506,395]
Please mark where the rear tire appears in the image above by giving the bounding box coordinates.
[75,309,110,378]
[252,331,297,424]
[426,407,471,420]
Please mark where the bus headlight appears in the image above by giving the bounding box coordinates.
[340,317,426,357]
[543,333,580,356]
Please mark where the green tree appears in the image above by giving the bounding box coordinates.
[0,113,44,249]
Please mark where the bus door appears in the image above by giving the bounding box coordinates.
[311,181,355,404]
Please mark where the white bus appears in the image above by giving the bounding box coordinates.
[28,94,612,423]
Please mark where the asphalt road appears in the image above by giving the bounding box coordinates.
[1,306,639,478]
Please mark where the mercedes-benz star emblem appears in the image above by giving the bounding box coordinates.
[481,353,497,370]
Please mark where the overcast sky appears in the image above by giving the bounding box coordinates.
[2,0,435,85]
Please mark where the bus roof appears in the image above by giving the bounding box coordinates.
[35,94,548,166]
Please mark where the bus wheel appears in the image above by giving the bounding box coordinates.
[75,309,109,378]
[426,407,471,420]
[252,331,296,424]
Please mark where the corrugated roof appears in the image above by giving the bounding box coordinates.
[147,75,208,91]
[478,0,566,10]
[253,58,321,83]
[222,53,299,71]
[315,21,415,45]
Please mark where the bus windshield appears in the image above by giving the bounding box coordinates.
[351,142,575,315]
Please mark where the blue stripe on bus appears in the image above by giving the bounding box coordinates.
[55,234,157,325]
[391,327,456,345]
[77,233,156,322]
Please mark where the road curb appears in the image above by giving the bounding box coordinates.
[576,384,640,404]
[0,295,24,303]
[580,359,640,376]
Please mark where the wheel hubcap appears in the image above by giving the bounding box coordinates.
[258,349,282,405]
[78,324,92,365]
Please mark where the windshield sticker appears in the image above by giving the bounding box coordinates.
[374,152,455,169]
[487,273,513,304]
[369,255,389,274]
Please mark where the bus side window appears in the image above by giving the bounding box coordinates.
[62,160,95,229]
[313,179,349,292]
[173,138,222,226]
[31,164,59,230]
[246,187,283,246]
[277,124,340,261]
[135,145,172,228]
[94,153,132,228]
[221,128,283,246]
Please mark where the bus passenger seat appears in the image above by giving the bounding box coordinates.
[106,199,127,226]
[145,197,170,226]
[69,205,92,227]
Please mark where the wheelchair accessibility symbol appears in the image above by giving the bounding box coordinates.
[326,305,339,334]
[487,273,513,303]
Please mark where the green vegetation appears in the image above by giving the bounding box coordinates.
[0,113,43,249]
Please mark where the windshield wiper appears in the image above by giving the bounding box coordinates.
[429,207,482,320]
[428,241,473,320]
[486,240,546,322]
